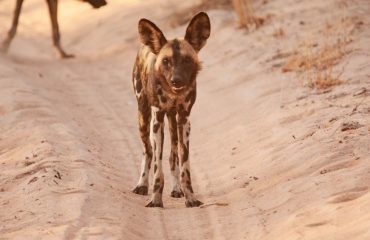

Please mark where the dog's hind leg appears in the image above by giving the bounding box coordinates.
[46,0,74,58]
[1,0,24,53]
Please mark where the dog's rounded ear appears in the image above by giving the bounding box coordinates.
[138,19,167,55]
[184,12,211,52]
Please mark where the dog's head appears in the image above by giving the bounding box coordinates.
[81,0,107,8]
[138,12,211,94]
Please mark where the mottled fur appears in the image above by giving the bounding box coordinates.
[132,12,210,208]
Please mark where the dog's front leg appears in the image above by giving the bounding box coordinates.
[177,114,203,207]
[146,106,165,207]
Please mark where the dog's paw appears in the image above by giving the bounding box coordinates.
[145,200,164,208]
[132,185,148,195]
[185,199,203,208]
[60,53,75,59]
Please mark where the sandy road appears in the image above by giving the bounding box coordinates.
[1,0,370,239]
[0,1,229,237]
[0,45,220,239]
[1,37,238,240]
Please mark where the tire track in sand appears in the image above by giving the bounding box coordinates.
[17,58,172,239]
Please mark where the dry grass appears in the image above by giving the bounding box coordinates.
[169,0,268,31]
[282,37,350,89]
[273,27,285,38]
[168,0,231,27]
[232,0,265,31]
[282,14,359,89]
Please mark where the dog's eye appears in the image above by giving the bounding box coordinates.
[162,58,170,66]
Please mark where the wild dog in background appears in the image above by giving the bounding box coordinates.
[132,12,210,207]
[0,0,107,58]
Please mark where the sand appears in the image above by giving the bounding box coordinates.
[0,0,369,239]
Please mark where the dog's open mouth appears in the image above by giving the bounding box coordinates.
[171,86,185,93]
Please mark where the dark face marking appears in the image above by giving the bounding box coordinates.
[171,40,198,90]
[158,40,200,95]
[172,39,181,65]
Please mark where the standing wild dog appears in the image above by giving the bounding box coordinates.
[132,12,210,207]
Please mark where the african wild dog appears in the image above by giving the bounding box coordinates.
[132,12,211,207]
[0,0,107,58]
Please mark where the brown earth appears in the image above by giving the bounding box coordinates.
[0,0,369,239]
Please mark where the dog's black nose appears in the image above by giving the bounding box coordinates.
[171,77,183,87]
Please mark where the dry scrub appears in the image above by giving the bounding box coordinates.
[272,27,285,38]
[282,36,350,89]
[282,11,362,89]
[169,0,231,27]
[232,0,265,31]
[169,0,267,30]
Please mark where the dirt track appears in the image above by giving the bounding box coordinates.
[1,0,370,239]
